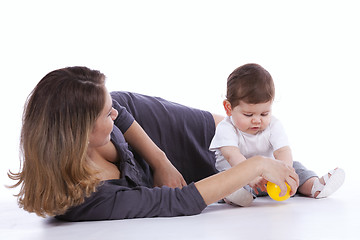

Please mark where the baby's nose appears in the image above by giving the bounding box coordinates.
[252,117,261,124]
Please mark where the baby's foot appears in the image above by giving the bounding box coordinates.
[311,168,345,198]
[225,187,255,207]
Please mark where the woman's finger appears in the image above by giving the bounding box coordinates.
[286,174,299,196]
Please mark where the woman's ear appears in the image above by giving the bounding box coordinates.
[223,100,232,116]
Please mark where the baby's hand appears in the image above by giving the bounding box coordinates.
[249,177,268,194]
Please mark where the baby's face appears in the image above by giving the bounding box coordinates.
[227,100,272,135]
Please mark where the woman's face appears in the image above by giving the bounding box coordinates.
[88,90,118,148]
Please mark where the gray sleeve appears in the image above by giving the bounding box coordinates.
[111,97,135,133]
[56,182,207,221]
[109,183,207,219]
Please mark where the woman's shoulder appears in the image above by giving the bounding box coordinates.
[111,94,135,133]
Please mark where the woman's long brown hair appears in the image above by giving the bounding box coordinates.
[8,66,106,217]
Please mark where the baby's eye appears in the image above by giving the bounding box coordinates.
[261,112,269,116]
[243,113,253,117]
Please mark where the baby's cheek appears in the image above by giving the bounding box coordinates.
[236,119,249,131]
[263,119,271,128]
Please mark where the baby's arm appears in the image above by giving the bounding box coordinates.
[273,146,293,167]
[220,146,267,193]
[220,146,269,193]
[220,146,247,167]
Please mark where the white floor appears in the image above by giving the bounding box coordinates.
[1,177,359,240]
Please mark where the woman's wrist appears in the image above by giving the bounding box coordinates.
[195,156,265,205]
[246,155,265,177]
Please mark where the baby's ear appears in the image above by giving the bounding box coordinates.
[223,100,232,116]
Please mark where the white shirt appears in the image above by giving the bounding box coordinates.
[209,116,289,171]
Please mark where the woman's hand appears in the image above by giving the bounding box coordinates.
[249,177,268,194]
[153,160,187,188]
[259,158,299,196]
[123,121,186,188]
[195,156,299,206]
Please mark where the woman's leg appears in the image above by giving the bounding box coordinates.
[112,91,219,183]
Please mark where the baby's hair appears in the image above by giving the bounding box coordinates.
[226,63,275,107]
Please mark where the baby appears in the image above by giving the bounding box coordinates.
[210,63,345,206]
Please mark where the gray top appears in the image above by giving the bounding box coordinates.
[56,91,217,221]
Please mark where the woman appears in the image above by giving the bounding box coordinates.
[8,66,299,221]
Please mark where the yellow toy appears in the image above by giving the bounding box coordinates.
[266,182,291,201]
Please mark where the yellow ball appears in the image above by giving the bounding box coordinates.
[266,182,291,201]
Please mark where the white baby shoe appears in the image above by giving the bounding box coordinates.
[311,168,345,198]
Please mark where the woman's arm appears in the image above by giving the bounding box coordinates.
[248,146,294,194]
[195,156,299,205]
[58,155,298,221]
[123,121,187,188]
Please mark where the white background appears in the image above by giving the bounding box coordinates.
[1,0,359,197]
